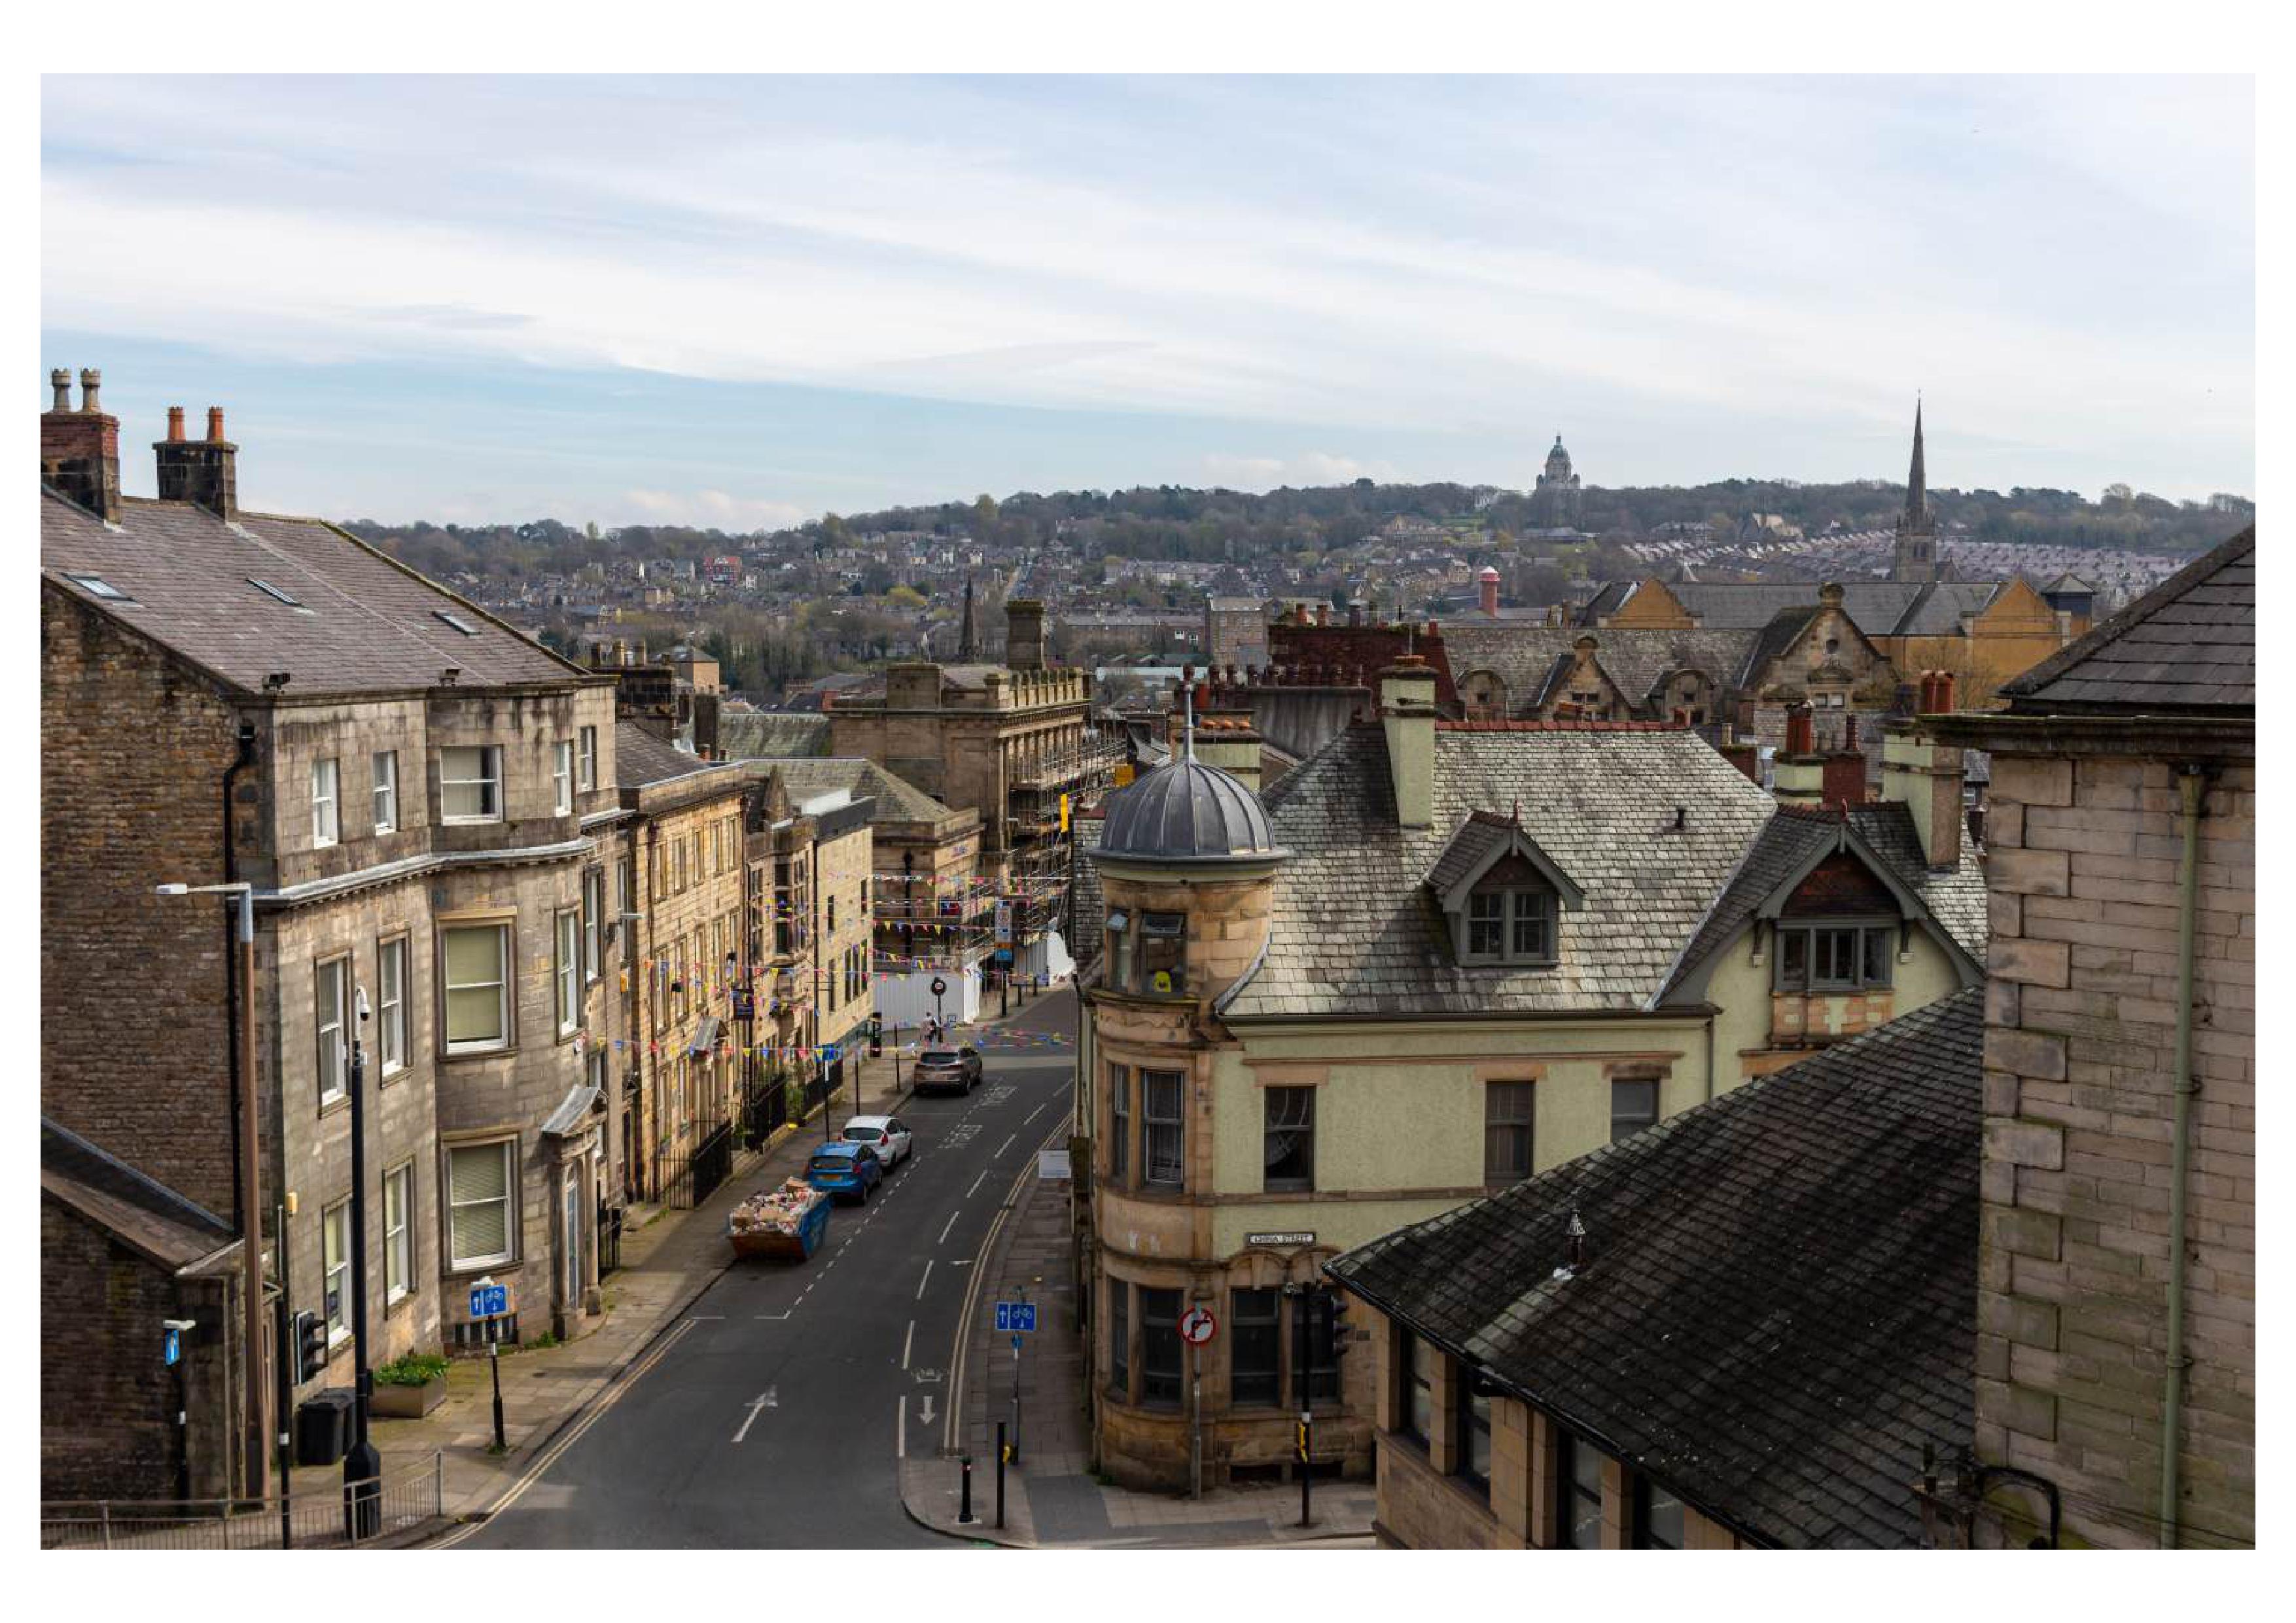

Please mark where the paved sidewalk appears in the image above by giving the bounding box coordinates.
[898,1117,1375,1549]
[374,1032,962,1535]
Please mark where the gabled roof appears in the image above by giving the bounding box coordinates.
[765,757,967,828]
[1326,988,1983,1549]
[1222,723,1775,1020]
[1666,580,1931,634]
[1657,802,1986,1004]
[1998,527,2253,715]
[41,1118,240,1274]
[614,723,719,789]
[1424,809,1585,914]
[717,711,833,758]
[41,489,580,696]
[1440,623,1760,715]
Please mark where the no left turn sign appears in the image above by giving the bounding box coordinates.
[1178,1306,1218,1346]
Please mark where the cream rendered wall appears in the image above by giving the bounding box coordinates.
[1703,921,1967,1090]
[1208,1018,1709,1260]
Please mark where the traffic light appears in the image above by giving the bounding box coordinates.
[1325,1292,1351,1361]
[292,1309,327,1385]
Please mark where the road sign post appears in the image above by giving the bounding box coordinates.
[1178,1306,1217,1499]
[473,1277,510,1452]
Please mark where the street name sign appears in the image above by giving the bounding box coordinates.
[1245,1231,1316,1247]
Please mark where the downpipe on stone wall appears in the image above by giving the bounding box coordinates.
[2157,766,2204,1548]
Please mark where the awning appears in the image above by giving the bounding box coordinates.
[687,1016,721,1056]
[540,1083,601,1139]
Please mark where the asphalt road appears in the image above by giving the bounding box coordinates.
[457,988,1078,1549]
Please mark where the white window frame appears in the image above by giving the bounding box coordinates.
[315,956,349,1106]
[377,936,408,1077]
[323,1199,351,1345]
[372,750,398,834]
[446,1141,516,1271]
[442,922,511,1055]
[440,745,502,825]
[311,757,340,848]
[582,869,603,984]
[577,724,598,791]
[384,1162,413,1304]
[554,740,574,815]
[556,909,582,1038]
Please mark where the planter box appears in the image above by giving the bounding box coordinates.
[369,1378,446,1419]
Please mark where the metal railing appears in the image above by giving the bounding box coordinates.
[41,1453,444,1550]
[652,1121,735,1210]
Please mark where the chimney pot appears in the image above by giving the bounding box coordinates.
[1784,702,1816,757]
[79,368,101,412]
[49,368,71,412]
[206,406,226,444]
[166,406,186,442]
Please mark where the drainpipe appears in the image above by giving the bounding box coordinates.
[2157,765,2205,1548]
[222,721,268,1503]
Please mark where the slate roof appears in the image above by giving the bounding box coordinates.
[766,757,964,827]
[1998,527,2253,716]
[614,723,716,788]
[1658,802,1987,1003]
[41,1118,240,1273]
[41,490,578,696]
[1441,624,1761,715]
[1222,724,1776,1020]
[717,711,833,758]
[1325,988,1983,1548]
[1667,580,1931,634]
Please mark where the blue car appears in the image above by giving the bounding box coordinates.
[805,1141,884,1204]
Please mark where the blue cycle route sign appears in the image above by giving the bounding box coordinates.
[995,1302,1038,1334]
[164,1327,181,1366]
[470,1282,509,1319]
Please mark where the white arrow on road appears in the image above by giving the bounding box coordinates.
[919,1395,936,1426]
[733,1387,777,1444]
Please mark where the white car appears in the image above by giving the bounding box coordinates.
[841,1115,913,1171]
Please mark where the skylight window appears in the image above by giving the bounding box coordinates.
[248,577,304,607]
[434,609,481,636]
[64,573,132,601]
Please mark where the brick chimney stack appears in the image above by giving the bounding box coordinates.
[1479,567,1501,618]
[154,402,239,521]
[41,366,122,522]
[1882,673,1966,868]
[1773,701,1827,808]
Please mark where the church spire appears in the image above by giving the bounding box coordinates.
[1906,399,1928,529]
[957,573,978,660]
[1892,399,1937,584]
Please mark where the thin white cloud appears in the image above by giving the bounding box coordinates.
[41,75,2253,501]
[619,488,807,531]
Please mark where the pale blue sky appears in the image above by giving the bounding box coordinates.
[42,74,2253,527]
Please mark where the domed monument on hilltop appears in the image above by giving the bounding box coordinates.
[1530,433,1583,527]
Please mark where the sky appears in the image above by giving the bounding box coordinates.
[41,74,2255,529]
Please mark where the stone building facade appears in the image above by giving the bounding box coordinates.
[614,725,751,1203]
[41,370,623,1498]
[829,597,1117,980]
[1074,661,1983,1491]
[1933,529,2254,1549]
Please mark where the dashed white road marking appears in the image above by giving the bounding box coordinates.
[902,1319,915,1370]
[939,1210,961,1246]
[966,1170,990,1199]
[915,1259,934,1301]
[898,1396,908,1459]
[1023,1101,1048,1125]
[995,1133,1016,1158]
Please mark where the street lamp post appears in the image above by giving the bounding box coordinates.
[155,881,267,1503]
[342,992,381,1538]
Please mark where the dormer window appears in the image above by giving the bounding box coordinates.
[1775,921,1896,991]
[1429,809,1583,972]
[1465,884,1558,965]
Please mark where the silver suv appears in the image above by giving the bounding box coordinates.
[913,1044,983,1095]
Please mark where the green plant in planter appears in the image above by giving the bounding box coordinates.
[374,1351,451,1387]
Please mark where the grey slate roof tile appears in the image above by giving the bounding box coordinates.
[1328,989,1979,1548]
[2000,527,2253,715]
[41,489,578,696]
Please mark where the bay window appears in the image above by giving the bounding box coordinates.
[1142,1070,1184,1188]
[440,745,502,823]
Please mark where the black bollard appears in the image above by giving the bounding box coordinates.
[958,1453,975,1524]
[997,1421,1008,1529]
